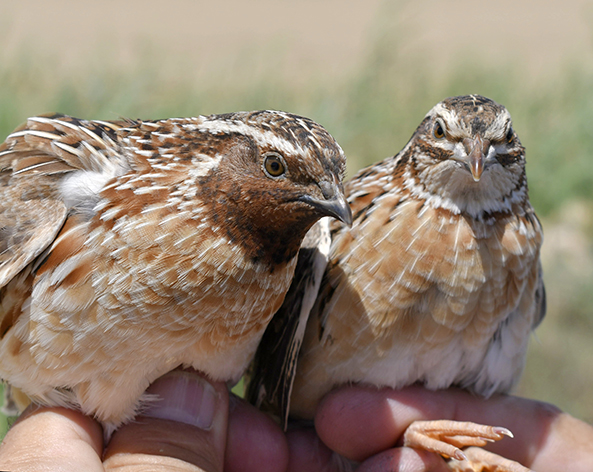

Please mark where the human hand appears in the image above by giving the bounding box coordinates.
[0,370,288,472]
[286,384,593,471]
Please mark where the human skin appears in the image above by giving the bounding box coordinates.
[287,385,593,472]
[0,370,288,472]
[1,379,592,472]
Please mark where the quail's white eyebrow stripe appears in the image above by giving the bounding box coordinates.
[190,119,306,157]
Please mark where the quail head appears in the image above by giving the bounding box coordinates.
[0,110,352,436]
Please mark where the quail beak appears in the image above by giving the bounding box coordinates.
[463,135,489,182]
[300,181,353,226]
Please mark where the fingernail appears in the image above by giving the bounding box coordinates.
[453,449,468,461]
[143,370,219,430]
[494,426,514,438]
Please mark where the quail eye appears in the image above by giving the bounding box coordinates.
[506,127,514,143]
[263,153,286,178]
[433,121,445,139]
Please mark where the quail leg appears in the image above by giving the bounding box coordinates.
[403,420,532,472]
[447,447,533,472]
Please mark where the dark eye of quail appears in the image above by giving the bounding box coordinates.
[506,127,514,143]
[433,122,445,139]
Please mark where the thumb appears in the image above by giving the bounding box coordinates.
[104,369,229,472]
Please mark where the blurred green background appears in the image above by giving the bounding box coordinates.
[1,0,592,436]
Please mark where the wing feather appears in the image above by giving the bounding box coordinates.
[0,114,128,288]
[246,218,331,429]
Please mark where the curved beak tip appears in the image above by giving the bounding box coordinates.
[468,150,484,182]
[300,192,353,226]
[338,198,353,226]
[324,194,353,226]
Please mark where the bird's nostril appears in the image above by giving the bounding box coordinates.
[319,180,335,200]
[482,139,491,155]
[462,137,474,155]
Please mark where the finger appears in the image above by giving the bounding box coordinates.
[0,405,104,471]
[315,385,413,461]
[315,385,561,466]
[104,370,228,472]
[225,394,288,472]
[285,427,337,472]
[358,446,450,472]
[285,429,443,472]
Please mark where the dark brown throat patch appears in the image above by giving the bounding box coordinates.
[195,166,315,273]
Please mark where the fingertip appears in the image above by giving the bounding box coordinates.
[358,447,450,472]
[286,427,335,472]
[0,406,104,471]
[225,395,289,472]
[16,405,104,453]
[105,370,229,472]
[315,385,410,461]
[314,385,492,462]
[143,370,225,431]
[315,385,556,470]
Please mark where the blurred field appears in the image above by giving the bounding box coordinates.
[1,0,592,438]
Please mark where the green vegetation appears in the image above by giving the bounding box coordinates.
[1,32,592,437]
